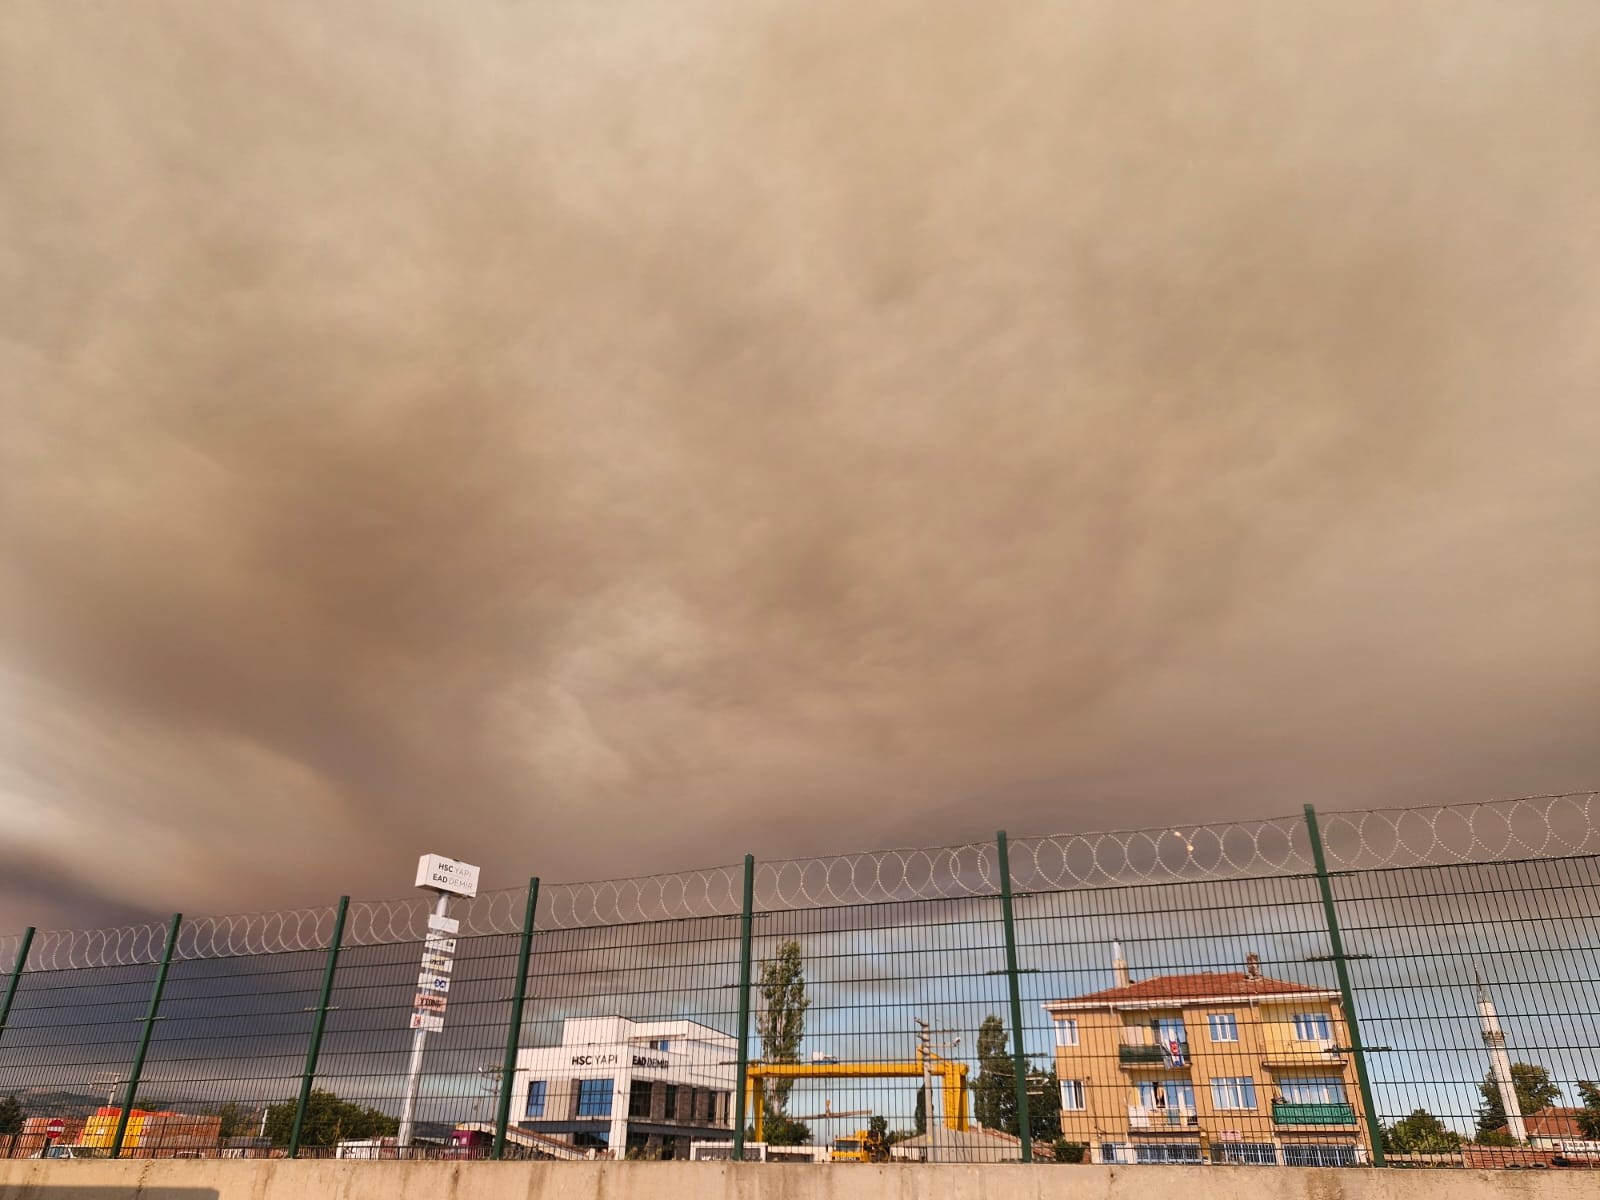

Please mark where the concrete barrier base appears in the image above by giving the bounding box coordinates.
[0,1160,1593,1200]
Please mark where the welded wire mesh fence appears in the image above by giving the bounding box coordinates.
[1,793,1597,1169]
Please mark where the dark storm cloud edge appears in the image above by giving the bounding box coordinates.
[1,0,1597,929]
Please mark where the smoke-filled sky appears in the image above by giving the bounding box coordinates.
[1,0,1596,933]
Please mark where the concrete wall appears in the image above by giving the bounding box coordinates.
[1,1161,1595,1200]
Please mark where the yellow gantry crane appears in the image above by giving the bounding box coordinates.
[744,1047,969,1143]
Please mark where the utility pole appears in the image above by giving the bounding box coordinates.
[915,1018,961,1164]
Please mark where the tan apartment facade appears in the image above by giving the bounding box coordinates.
[1044,950,1369,1167]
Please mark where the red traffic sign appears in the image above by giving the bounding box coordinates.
[45,1118,65,1135]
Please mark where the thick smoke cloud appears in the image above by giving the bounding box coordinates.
[1,0,1596,929]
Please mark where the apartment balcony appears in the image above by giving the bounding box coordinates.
[1119,1042,1189,1067]
[1128,1105,1199,1132]
[1262,1038,1344,1067]
[1272,1101,1357,1126]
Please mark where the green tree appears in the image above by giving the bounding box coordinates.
[0,1094,23,1136]
[971,1014,1017,1133]
[1385,1109,1462,1154]
[261,1090,398,1148]
[1027,1064,1063,1144]
[749,1110,812,1146]
[1052,1138,1086,1163]
[1476,1062,1561,1140]
[1577,1081,1600,1140]
[756,939,809,1125]
[216,1102,251,1141]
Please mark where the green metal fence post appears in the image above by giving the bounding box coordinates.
[731,854,756,1162]
[289,895,349,1158]
[493,877,540,1160]
[995,831,1034,1163]
[0,927,35,1047]
[1303,805,1385,1166]
[111,912,182,1159]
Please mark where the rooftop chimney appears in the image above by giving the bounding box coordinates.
[1113,941,1131,988]
[1245,953,1261,979]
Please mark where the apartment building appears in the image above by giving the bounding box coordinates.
[1044,947,1368,1167]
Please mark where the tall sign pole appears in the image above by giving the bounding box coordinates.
[397,854,480,1149]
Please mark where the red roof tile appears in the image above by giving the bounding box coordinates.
[1526,1108,1585,1140]
[1051,971,1332,1006]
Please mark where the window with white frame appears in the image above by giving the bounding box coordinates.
[1136,1079,1195,1110]
[1278,1076,1347,1104]
[1210,1076,1258,1110]
[1208,1013,1239,1042]
[1214,1142,1277,1166]
[1055,1018,1079,1047]
[1061,1079,1086,1110]
[1292,1012,1332,1041]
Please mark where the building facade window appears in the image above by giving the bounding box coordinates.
[649,1039,670,1052]
[1135,1142,1201,1164]
[576,1078,614,1118]
[1210,1077,1258,1110]
[1283,1143,1357,1167]
[1207,1013,1239,1042]
[1292,1012,1332,1041]
[1156,1017,1187,1045]
[1061,1080,1086,1110]
[628,1080,653,1119]
[1137,1079,1195,1110]
[1055,1018,1079,1047]
[1279,1076,1347,1104]
[1214,1142,1278,1166]
[525,1081,546,1118]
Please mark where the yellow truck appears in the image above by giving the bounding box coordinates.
[830,1127,889,1163]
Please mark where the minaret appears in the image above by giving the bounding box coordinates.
[1113,941,1131,988]
[1476,968,1526,1142]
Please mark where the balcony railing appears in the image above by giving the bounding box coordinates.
[1119,1041,1188,1065]
[1263,1037,1343,1063]
[1272,1101,1356,1126]
[1128,1105,1198,1130]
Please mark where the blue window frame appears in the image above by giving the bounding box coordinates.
[525,1080,547,1118]
[576,1078,614,1117]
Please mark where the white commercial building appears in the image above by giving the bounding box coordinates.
[512,1016,737,1159]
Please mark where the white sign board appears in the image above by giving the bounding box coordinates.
[415,854,480,897]
[409,1012,445,1032]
